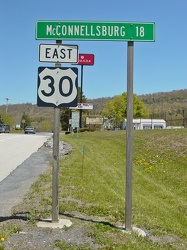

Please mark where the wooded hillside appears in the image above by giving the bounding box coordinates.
[0,103,54,125]
[1,89,187,127]
[88,89,187,118]
[139,89,187,126]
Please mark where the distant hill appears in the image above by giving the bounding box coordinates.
[139,89,187,120]
[1,89,187,126]
[87,97,114,115]
[88,89,187,115]
[0,103,54,125]
[139,89,187,106]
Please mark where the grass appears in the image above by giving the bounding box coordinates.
[55,240,92,250]
[0,224,21,250]
[1,129,187,249]
[57,129,187,249]
[59,131,126,221]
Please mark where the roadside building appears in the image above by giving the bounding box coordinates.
[122,119,166,130]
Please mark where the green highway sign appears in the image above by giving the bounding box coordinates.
[36,21,155,41]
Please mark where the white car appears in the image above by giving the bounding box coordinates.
[24,126,36,134]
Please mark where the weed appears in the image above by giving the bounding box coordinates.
[55,240,91,249]
[0,224,21,242]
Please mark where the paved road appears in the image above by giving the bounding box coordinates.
[0,133,52,217]
[0,133,52,182]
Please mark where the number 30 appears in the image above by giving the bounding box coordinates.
[41,75,73,97]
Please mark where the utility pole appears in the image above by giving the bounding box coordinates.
[6,98,9,113]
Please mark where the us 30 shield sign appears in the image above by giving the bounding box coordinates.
[37,67,78,107]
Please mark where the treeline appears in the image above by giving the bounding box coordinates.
[87,89,187,127]
[1,89,187,129]
[88,89,187,115]
[138,89,187,126]
[139,89,187,105]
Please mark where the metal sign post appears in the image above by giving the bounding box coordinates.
[80,65,83,128]
[125,41,134,230]
[52,40,61,223]
[77,54,94,128]
[52,106,60,222]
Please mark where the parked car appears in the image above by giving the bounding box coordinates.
[24,126,36,134]
[0,124,10,133]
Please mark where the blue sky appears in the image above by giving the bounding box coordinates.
[0,0,187,105]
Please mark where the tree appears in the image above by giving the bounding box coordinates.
[60,108,71,131]
[20,112,31,129]
[0,111,14,126]
[77,86,87,103]
[60,87,87,130]
[0,114,3,123]
[37,120,53,132]
[102,92,149,126]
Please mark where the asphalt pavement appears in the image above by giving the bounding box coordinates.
[0,133,52,182]
[0,134,52,217]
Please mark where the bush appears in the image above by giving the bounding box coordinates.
[79,128,89,133]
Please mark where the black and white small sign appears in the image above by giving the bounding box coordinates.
[37,67,78,107]
[39,44,78,63]
[71,112,79,128]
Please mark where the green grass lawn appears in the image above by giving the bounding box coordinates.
[2,129,186,249]
[57,129,187,249]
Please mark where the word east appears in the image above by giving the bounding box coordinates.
[45,48,73,59]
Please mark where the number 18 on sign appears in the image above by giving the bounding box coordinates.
[37,67,78,107]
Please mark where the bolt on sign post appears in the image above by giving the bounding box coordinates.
[36,20,155,229]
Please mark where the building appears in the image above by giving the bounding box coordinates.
[122,119,166,130]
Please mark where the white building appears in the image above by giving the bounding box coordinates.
[122,119,166,130]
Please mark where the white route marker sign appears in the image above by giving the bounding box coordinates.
[39,44,78,63]
[37,67,78,107]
